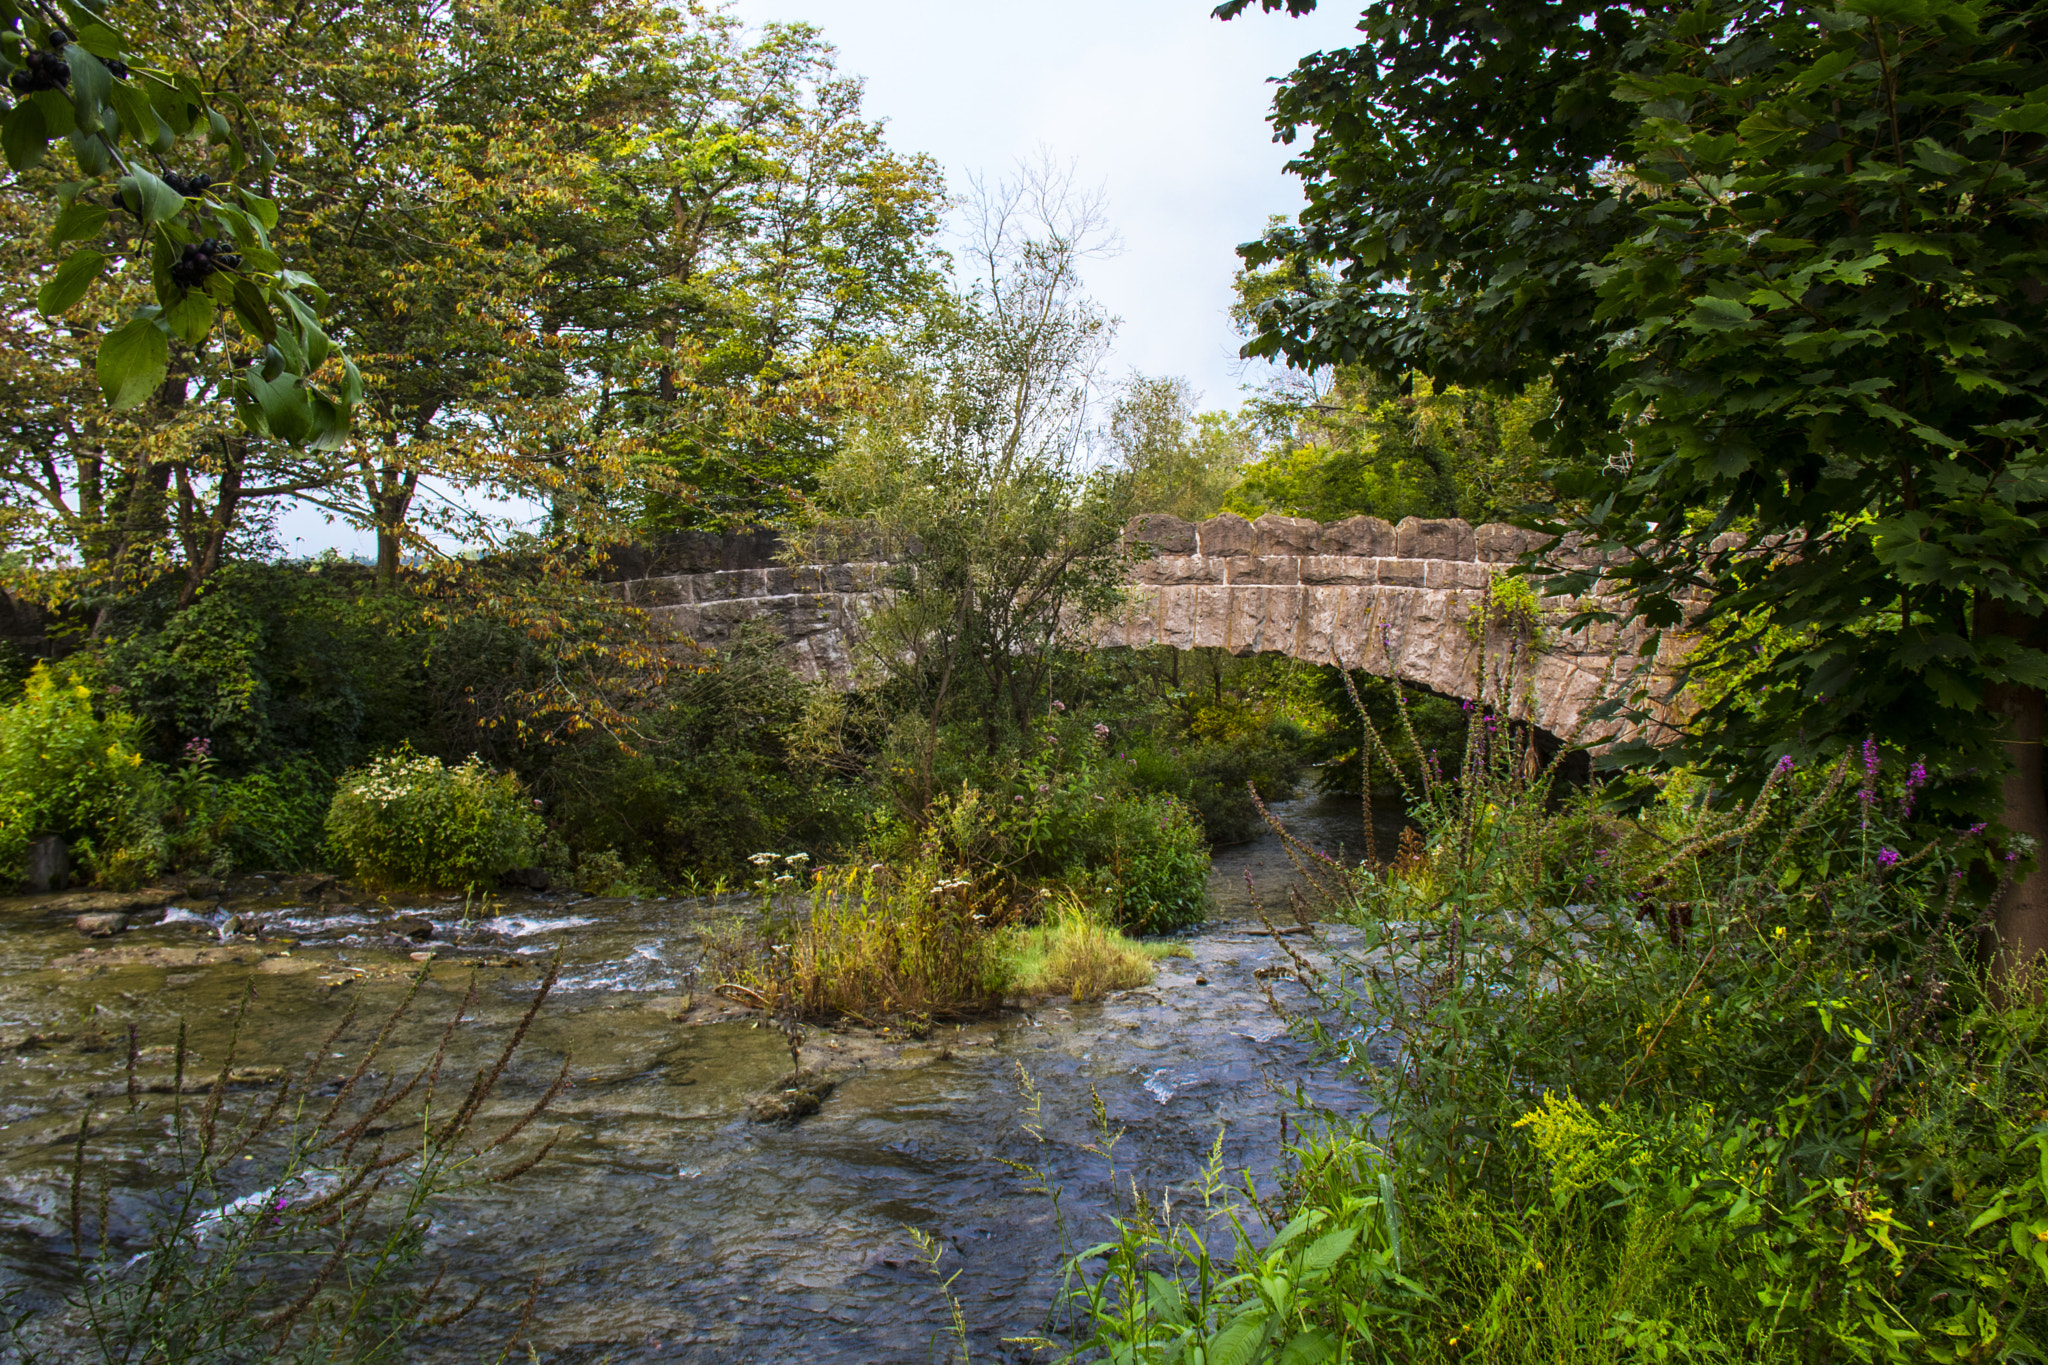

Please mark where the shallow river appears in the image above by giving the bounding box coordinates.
[0,796,1387,1362]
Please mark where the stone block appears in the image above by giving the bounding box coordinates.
[27,836,67,893]
[1227,555,1302,586]
[1300,556,1377,586]
[1196,512,1256,557]
[1475,522,1547,563]
[630,575,693,608]
[1395,516,1477,561]
[1256,586,1307,654]
[1138,554,1222,586]
[1190,586,1233,651]
[1318,515,1397,557]
[1125,513,1197,555]
[697,569,771,601]
[1426,560,1492,591]
[75,912,126,938]
[1374,558,1429,588]
[1158,585,1198,650]
[1253,513,1320,555]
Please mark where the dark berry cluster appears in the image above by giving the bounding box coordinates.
[169,238,241,288]
[163,172,216,198]
[8,46,68,94]
[104,56,128,79]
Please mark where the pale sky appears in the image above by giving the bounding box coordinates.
[276,0,1364,556]
[726,0,1364,401]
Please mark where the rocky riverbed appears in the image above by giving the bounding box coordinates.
[0,797,1380,1363]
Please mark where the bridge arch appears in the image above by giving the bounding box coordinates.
[605,512,1687,749]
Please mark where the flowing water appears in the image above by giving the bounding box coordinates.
[0,797,1389,1362]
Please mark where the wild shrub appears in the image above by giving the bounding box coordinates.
[325,749,543,892]
[1006,899,1184,1001]
[881,707,1212,931]
[0,664,155,887]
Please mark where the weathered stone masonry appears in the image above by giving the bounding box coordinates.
[607,512,1689,747]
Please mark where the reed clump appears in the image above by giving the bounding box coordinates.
[714,849,1015,1020]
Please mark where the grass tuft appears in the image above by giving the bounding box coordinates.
[1006,898,1187,1002]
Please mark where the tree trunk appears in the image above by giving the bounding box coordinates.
[1989,678,2048,981]
[376,523,403,587]
[1981,598,2048,987]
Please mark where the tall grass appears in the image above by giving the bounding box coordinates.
[1053,639,2048,1363]
[708,850,1014,1021]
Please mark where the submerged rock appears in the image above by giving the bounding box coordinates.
[73,913,127,938]
[747,1069,836,1126]
[389,915,435,941]
[5,887,174,919]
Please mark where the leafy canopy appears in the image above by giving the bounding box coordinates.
[0,0,357,444]
[1221,0,2048,826]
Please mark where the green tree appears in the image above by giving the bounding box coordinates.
[1105,374,1247,520]
[815,159,1130,796]
[1225,366,1558,524]
[563,14,947,531]
[1221,0,2048,968]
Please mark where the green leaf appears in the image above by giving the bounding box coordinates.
[72,23,124,59]
[48,200,106,247]
[64,45,110,135]
[31,88,76,138]
[1145,1270,1189,1327]
[120,169,186,226]
[3,98,49,172]
[162,287,216,345]
[1992,103,2048,134]
[230,278,277,344]
[1968,1202,2010,1235]
[143,73,197,137]
[238,189,280,231]
[244,361,311,443]
[36,247,107,315]
[108,80,167,152]
[1840,0,1930,20]
[1277,1328,1339,1365]
[1689,296,1755,330]
[67,126,108,177]
[1302,1227,1359,1273]
[1207,1315,1269,1365]
[97,317,170,410]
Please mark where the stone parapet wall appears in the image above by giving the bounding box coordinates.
[606,511,1687,747]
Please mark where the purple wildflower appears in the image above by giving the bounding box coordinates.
[1093,722,1110,741]
[1050,700,1065,713]
[183,736,212,762]
[1774,754,1795,776]
[1862,736,1880,777]
[1876,847,1900,869]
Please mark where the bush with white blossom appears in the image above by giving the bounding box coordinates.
[325,748,543,890]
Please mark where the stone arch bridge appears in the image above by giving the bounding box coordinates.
[601,512,1687,747]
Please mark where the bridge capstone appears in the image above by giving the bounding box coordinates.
[609,515,1688,747]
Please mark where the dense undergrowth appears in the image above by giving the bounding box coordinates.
[1056,675,2048,1363]
[0,560,1445,919]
